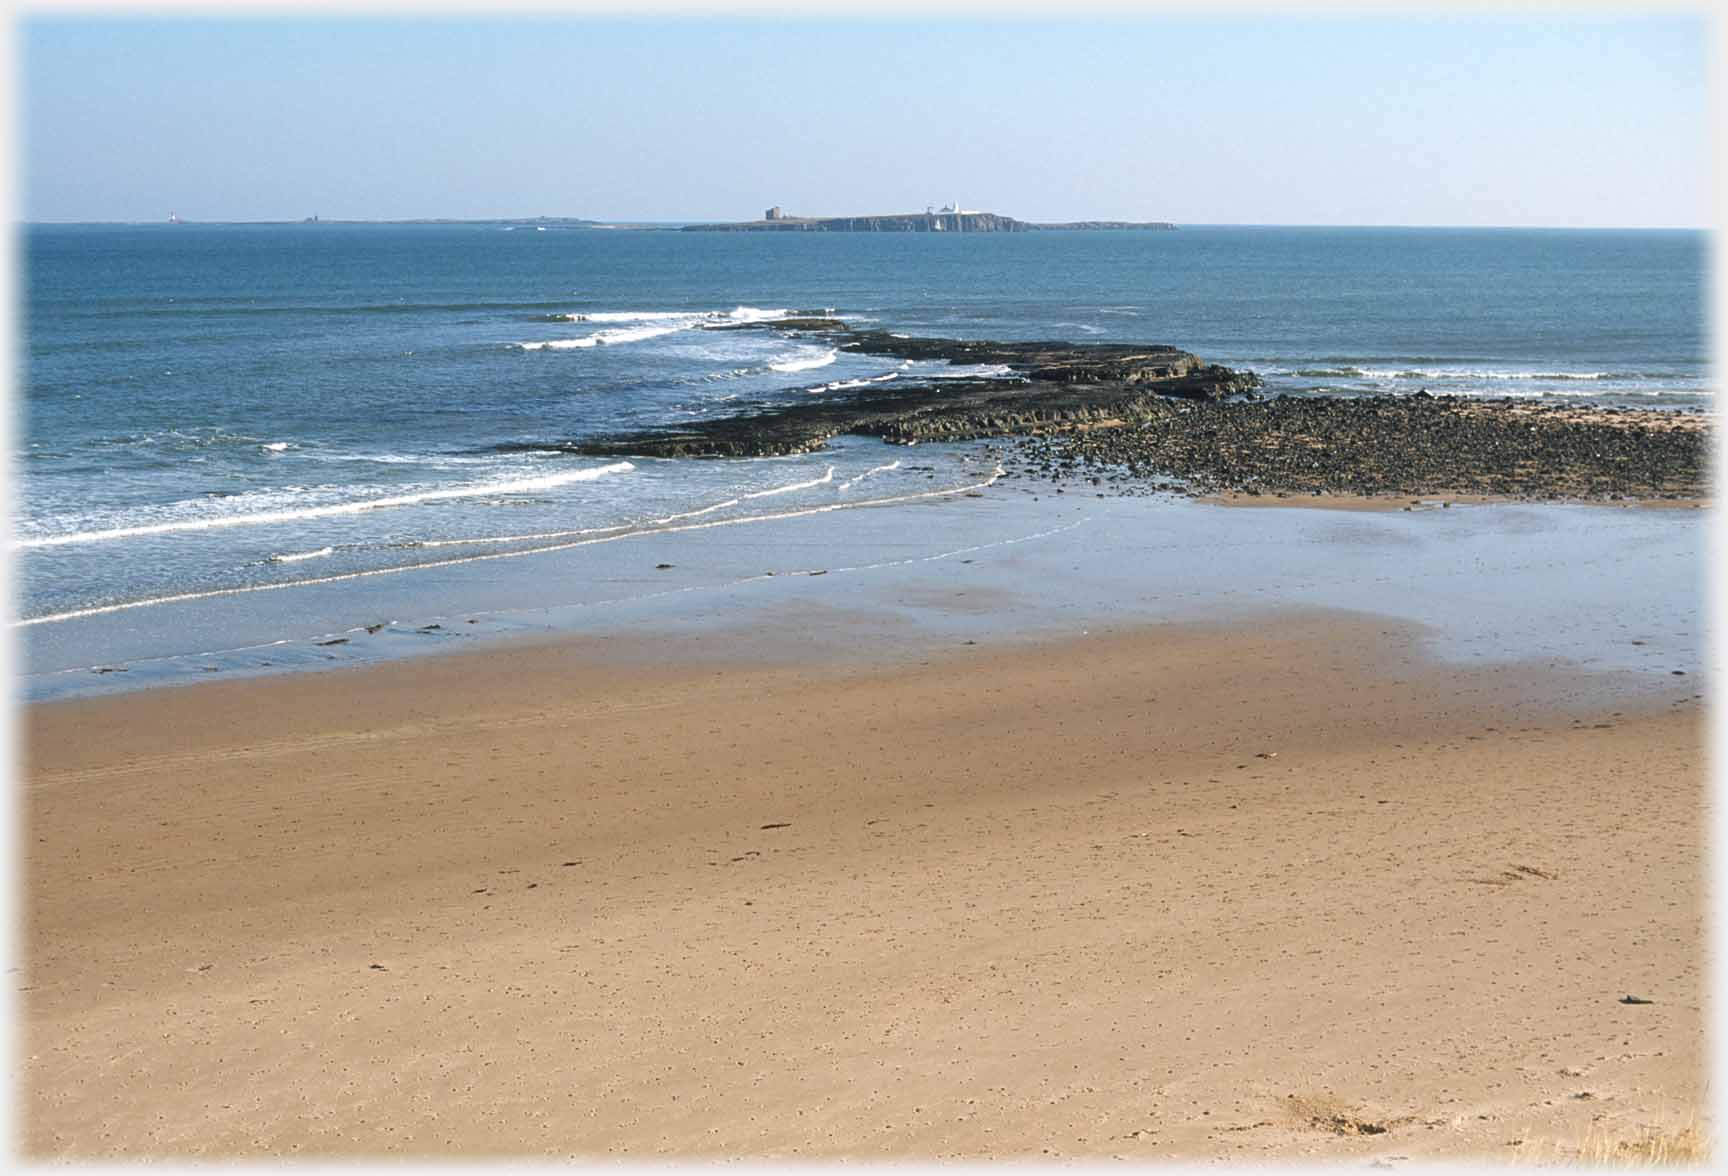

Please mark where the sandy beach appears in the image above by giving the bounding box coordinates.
[18,9,1714,1163]
[21,608,1704,1159]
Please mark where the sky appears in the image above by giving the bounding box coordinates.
[17,11,1713,228]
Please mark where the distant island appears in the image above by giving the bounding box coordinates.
[681,205,1176,233]
[123,209,1175,232]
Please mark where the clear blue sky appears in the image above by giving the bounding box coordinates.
[20,13,1711,227]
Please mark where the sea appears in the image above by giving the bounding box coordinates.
[15,223,1709,695]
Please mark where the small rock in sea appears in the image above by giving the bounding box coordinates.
[92,666,127,674]
[419,623,442,631]
[315,638,348,647]
[1619,994,1654,1005]
[364,622,386,634]
[656,563,674,570]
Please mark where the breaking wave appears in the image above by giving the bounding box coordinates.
[520,305,797,351]
[15,462,636,549]
[768,348,837,373]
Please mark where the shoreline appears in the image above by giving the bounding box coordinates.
[22,612,1705,1159]
[19,482,1706,705]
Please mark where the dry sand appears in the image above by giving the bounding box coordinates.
[20,614,1705,1159]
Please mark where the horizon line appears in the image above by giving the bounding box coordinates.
[19,218,1711,232]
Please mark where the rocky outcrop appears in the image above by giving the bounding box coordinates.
[512,321,1261,459]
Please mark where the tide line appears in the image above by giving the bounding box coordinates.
[410,467,836,550]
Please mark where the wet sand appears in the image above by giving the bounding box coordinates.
[21,613,1704,1159]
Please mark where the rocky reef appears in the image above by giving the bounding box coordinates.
[541,321,1260,458]
[1000,394,1708,502]
[513,319,1707,502]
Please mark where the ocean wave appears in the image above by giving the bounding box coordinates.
[89,429,274,452]
[564,310,705,323]
[928,362,1017,380]
[837,460,901,490]
[524,305,800,351]
[268,546,334,564]
[519,322,687,350]
[562,304,792,324]
[807,373,899,394]
[302,449,568,466]
[768,348,838,373]
[15,465,1009,628]
[14,462,635,550]
[741,467,834,499]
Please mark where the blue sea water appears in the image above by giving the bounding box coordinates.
[16,222,1709,647]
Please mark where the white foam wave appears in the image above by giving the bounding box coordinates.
[408,466,835,549]
[741,467,834,499]
[269,546,334,564]
[520,323,686,350]
[930,362,1016,380]
[14,462,635,550]
[769,349,837,373]
[15,465,1007,628]
[808,373,898,394]
[563,305,791,325]
[260,442,291,453]
[527,305,798,351]
[837,461,901,491]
